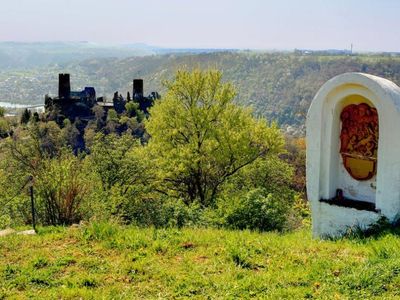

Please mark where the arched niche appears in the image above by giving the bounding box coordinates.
[307,73,400,237]
[328,94,378,204]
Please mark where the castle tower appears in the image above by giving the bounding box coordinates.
[58,73,71,99]
[133,79,144,100]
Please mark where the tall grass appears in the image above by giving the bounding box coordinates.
[1,223,400,299]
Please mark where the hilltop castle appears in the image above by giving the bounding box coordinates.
[45,73,160,121]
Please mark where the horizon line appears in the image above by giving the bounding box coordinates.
[0,40,399,54]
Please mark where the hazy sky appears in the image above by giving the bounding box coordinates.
[1,0,399,51]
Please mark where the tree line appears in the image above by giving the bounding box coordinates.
[0,70,308,231]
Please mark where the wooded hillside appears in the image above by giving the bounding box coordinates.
[3,52,400,131]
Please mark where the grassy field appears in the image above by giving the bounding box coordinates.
[1,223,400,299]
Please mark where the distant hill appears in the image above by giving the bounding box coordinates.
[2,51,400,132]
[0,42,234,69]
[0,42,157,69]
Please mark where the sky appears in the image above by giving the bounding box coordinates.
[0,0,399,52]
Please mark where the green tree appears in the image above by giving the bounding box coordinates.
[145,69,285,207]
[20,108,31,124]
[125,101,144,122]
[34,151,90,225]
[0,107,5,118]
[61,119,81,151]
[0,122,63,215]
[88,133,141,191]
[0,122,76,226]
[0,118,10,138]
[86,133,150,220]
[105,109,119,133]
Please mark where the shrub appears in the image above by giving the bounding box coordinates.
[0,214,12,230]
[159,198,202,228]
[0,118,10,138]
[34,151,90,225]
[111,195,202,228]
[224,188,292,231]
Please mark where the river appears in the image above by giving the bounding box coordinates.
[0,101,42,108]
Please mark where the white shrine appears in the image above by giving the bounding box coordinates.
[307,72,400,237]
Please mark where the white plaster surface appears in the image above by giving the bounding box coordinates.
[307,73,400,237]
[316,202,380,238]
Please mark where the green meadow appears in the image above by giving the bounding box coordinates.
[1,223,400,299]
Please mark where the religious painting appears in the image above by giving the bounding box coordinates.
[340,103,378,180]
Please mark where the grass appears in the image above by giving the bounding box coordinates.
[1,223,400,299]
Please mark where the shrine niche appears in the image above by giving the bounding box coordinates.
[307,72,400,238]
[340,103,378,181]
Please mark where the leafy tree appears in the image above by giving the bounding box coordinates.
[86,133,150,220]
[0,153,30,228]
[0,122,64,222]
[92,105,106,129]
[283,136,306,195]
[0,118,10,138]
[0,121,76,226]
[88,133,141,191]
[29,150,91,225]
[32,112,40,123]
[105,109,119,133]
[32,121,63,158]
[145,69,285,207]
[125,101,144,122]
[61,119,82,152]
[83,125,97,149]
[20,108,31,124]
[34,151,90,225]
[0,107,5,118]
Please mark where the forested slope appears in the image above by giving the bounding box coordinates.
[3,52,400,130]
[68,52,400,129]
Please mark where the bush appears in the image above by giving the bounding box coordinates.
[0,214,12,229]
[34,151,90,225]
[224,188,292,231]
[0,162,32,228]
[110,194,202,228]
[159,198,202,228]
[0,118,10,138]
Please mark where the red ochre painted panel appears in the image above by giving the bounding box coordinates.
[340,103,378,180]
